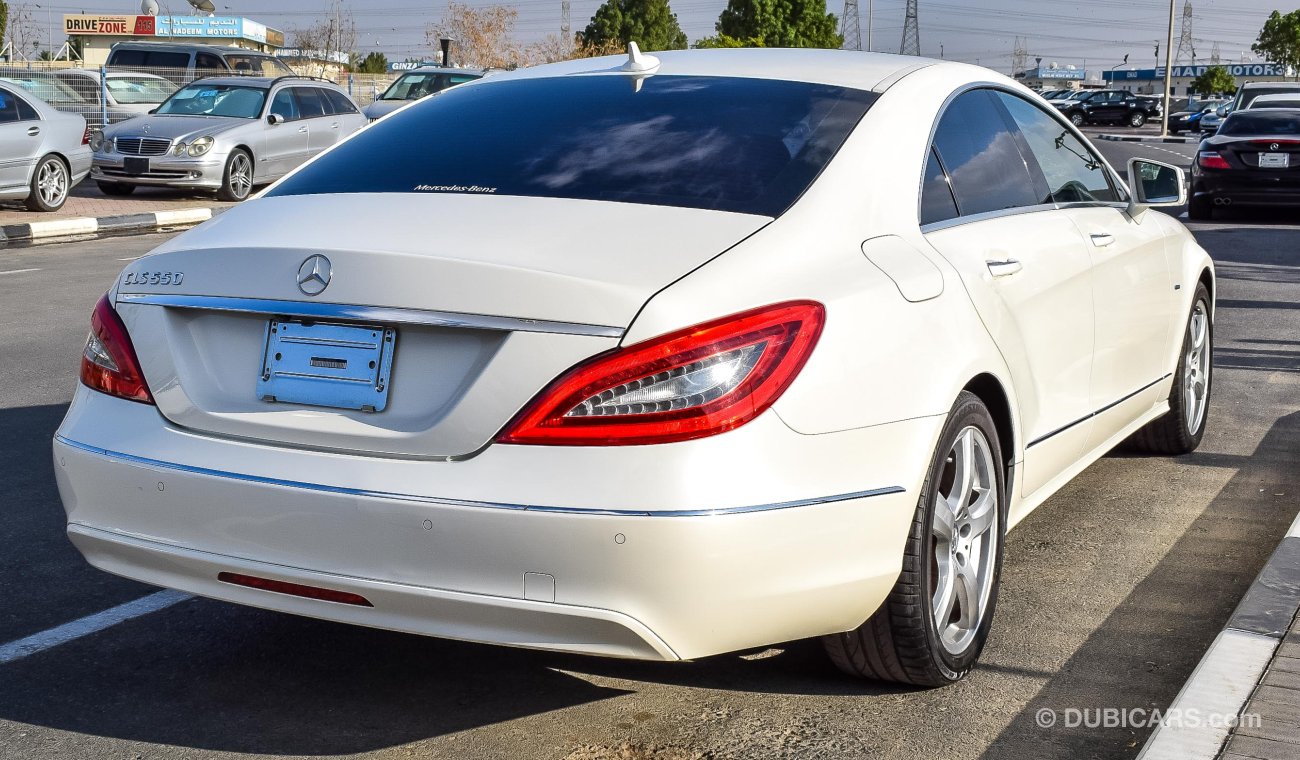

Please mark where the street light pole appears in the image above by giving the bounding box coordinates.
[867,0,873,52]
[1161,0,1176,137]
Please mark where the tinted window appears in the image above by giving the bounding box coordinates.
[996,92,1119,204]
[931,89,1040,216]
[15,95,37,121]
[1241,87,1300,109]
[322,89,358,115]
[109,49,146,67]
[195,53,225,72]
[225,54,293,76]
[144,51,191,69]
[267,75,877,217]
[269,88,300,120]
[295,87,326,118]
[920,147,959,225]
[0,88,19,123]
[1222,112,1300,136]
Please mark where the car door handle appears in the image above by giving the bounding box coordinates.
[1090,233,1116,247]
[331,122,339,129]
[26,126,39,136]
[986,259,1023,277]
[298,126,308,133]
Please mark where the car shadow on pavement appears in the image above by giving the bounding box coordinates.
[978,410,1300,760]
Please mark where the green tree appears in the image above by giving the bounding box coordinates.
[715,0,842,49]
[693,33,764,48]
[0,1,8,60]
[579,0,688,51]
[358,51,388,73]
[1189,65,1236,96]
[1252,10,1300,80]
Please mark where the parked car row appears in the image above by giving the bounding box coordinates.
[1189,81,1300,219]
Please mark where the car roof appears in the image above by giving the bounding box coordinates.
[110,41,276,55]
[186,75,345,90]
[1242,82,1300,90]
[402,66,487,76]
[484,49,945,93]
[57,68,169,81]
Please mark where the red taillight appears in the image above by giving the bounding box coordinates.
[80,294,154,404]
[81,126,90,145]
[1198,151,1232,170]
[217,572,374,607]
[497,301,825,446]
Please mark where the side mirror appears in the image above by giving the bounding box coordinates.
[268,113,286,125]
[1127,158,1187,218]
[148,108,157,114]
[1216,105,1229,117]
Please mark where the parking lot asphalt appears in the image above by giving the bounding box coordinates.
[1,138,1298,760]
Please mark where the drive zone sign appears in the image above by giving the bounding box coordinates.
[64,15,156,36]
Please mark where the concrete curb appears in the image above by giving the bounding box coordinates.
[1137,509,1300,760]
[1096,133,1198,144]
[0,207,220,247]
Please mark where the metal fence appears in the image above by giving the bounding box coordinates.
[0,60,396,130]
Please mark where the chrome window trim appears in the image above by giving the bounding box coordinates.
[916,81,1133,231]
[114,293,626,339]
[54,435,904,518]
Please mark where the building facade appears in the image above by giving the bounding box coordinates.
[1104,63,1295,96]
[64,14,286,66]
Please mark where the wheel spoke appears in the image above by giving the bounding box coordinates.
[933,495,956,541]
[948,430,975,514]
[932,554,957,626]
[953,567,980,629]
[965,487,997,537]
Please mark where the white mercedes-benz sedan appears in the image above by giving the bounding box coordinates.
[54,48,1214,686]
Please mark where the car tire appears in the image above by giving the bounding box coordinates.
[97,182,136,197]
[25,155,70,212]
[823,391,1007,686]
[1125,283,1212,455]
[1069,112,1086,127]
[1187,191,1213,221]
[1130,112,1147,128]
[217,149,254,202]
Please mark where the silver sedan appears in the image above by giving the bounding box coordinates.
[0,83,91,212]
[91,76,366,201]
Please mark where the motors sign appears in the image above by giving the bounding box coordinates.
[1171,63,1289,78]
[64,15,155,36]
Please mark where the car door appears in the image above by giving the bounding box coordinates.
[0,86,33,191]
[919,88,1097,498]
[261,86,310,178]
[294,87,336,155]
[991,91,1177,451]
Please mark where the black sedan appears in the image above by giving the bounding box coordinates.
[1056,89,1162,128]
[1189,109,1300,219]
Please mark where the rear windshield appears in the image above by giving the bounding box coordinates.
[1222,112,1300,136]
[1240,87,1300,109]
[267,75,877,216]
[380,71,480,101]
[225,54,293,76]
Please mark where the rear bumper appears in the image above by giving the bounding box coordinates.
[54,388,937,660]
[1194,175,1300,207]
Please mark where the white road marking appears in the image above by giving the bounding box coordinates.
[0,268,40,275]
[0,590,192,665]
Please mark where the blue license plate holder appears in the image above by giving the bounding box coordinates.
[257,320,396,412]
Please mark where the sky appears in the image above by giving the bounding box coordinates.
[29,0,1294,73]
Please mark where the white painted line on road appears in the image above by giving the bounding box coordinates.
[0,590,192,666]
[1137,629,1277,760]
[0,268,40,275]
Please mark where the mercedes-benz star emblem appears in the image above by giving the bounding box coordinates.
[1271,143,1280,151]
[297,255,332,296]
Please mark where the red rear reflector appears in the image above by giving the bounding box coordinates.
[80,294,155,404]
[1198,151,1232,170]
[497,301,825,446]
[217,572,374,607]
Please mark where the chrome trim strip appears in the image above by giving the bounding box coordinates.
[115,293,626,339]
[1027,374,1174,448]
[54,435,904,517]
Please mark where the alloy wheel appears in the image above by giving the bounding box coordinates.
[38,160,67,208]
[229,153,253,198]
[1184,301,1211,434]
[930,426,999,655]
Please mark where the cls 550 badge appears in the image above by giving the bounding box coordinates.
[122,271,184,286]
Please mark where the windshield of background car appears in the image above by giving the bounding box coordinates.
[1221,112,1300,136]
[268,75,877,216]
[224,54,293,76]
[155,84,267,118]
[107,76,176,104]
[380,72,480,100]
[0,75,86,105]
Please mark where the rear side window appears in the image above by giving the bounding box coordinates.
[109,49,145,67]
[321,89,358,115]
[920,147,959,225]
[267,75,878,217]
[144,51,191,69]
[294,87,326,118]
[15,95,37,121]
[195,53,226,73]
[930,89,1040,217]
[995,92,1119,204]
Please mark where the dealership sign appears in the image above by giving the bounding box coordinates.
[64,15,155,36]
[1107,63,1293,81]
